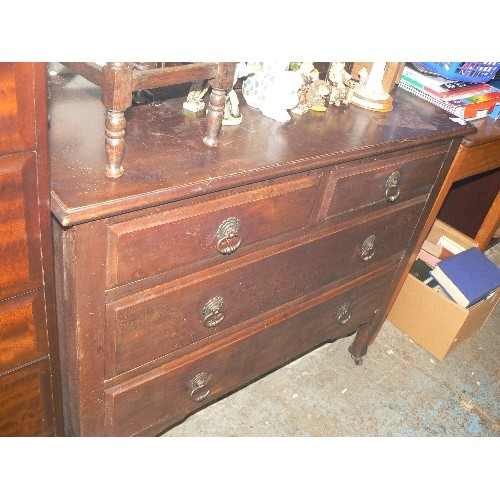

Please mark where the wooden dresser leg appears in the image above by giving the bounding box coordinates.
[348,323,373,365]
[105,110,126,178]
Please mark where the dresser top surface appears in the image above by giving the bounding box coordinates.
[49,73,474,226]
[460,116,500,148]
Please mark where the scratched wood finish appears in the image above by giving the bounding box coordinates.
[106,201,422,378]
[49,74,474,226]
[106,174,321,288]
[323,143,448,221]
[61,62,235,177]
[49,73,472,436]
[0,63,62,436]
[105,268,395,436]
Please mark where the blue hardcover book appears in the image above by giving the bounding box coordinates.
[430,247,500,308]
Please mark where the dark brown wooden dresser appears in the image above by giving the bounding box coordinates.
[0,63,63,436]
[49,71,474,436]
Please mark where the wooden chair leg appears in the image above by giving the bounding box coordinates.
[203,88,227,147]
[105,110,126,178]
[203,63,236,148]
[102,63,133,178]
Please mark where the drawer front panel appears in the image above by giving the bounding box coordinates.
[323,144,448,220]
[105,268,394,436]
[106,174,321,287]
[106,202,423,377]
[0,63,36,155]
[0,359,54,436]
[0,290,49,373]
[0,153,43,300]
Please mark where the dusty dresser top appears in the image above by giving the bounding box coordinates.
[48,73,474,226]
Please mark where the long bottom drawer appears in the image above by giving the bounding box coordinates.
[104,267,395,436]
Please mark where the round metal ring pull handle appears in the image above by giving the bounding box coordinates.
[337,301,352,325]
[216,217,242,254]
[202,296,226,328]
[361,234,376,261]
[385,171,401,202]
[189,372,211,402]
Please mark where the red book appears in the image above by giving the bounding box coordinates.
[422,83,493,101]
[448,92,500,119]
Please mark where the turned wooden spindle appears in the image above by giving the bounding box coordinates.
[203,63,236,148]
[105,110,127,178]
[102,63,133,178]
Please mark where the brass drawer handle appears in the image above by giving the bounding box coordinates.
[202,296,226,328]
[361,235,376,261]
[189,372,211,402]
[337,301,352,325]
[216,217,242,254]
[385,171,401,202]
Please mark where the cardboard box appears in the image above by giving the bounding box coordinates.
[388,219,500,360]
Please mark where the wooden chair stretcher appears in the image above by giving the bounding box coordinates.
[62,62,236,178]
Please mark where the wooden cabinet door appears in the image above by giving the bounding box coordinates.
[0,153,43,300]
[0,63,36,155]
[0,359,55,436]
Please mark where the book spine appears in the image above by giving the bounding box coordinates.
[401,67,446,92]
[398,80,491,121]
[398,79,456,113]
[439,84,492,101]
[400,74,492,101]
[402,66,489,94]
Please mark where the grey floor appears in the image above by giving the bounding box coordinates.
[161,243,500,438]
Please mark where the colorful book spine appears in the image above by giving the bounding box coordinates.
[402,65,482,93]
[400,74,492,101]
[398,79,490,121]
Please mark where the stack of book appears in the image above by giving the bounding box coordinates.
[409,232,500,308]
[430,247,500,308]
[398,64,500,121]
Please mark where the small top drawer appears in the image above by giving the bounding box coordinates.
[319,143,449,222]
[106,174,321,288]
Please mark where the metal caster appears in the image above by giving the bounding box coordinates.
[351,354,363,366]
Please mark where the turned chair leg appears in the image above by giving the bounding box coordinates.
[203,63,237,148]
[105,110,126,178]
[203,88,227,147]
[102,63,133,178]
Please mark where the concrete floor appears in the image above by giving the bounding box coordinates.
[161,243,500,438]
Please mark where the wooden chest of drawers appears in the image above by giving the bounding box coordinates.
[0,63,62,436]
[49,72,473,436]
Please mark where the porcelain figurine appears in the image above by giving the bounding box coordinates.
[290,62,320,115]
[242,63,303,123]
[223,62,253,126]
[183,80,208,113]
[242,63,290,109]
[260,70,304,122]
[351,62,393,112]
[327,62,356,106]
[306,80,330,112]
